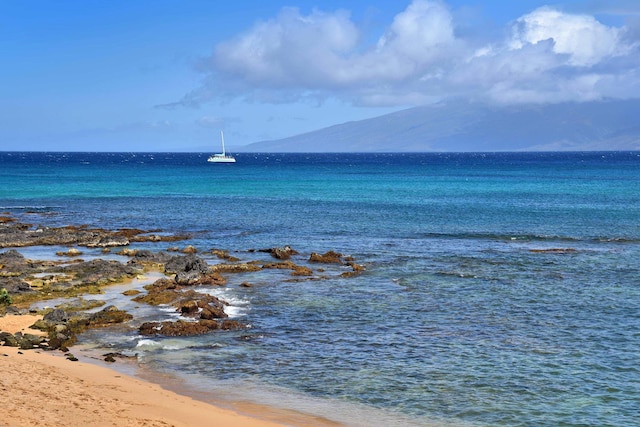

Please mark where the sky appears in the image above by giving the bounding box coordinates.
[1,0,640,152]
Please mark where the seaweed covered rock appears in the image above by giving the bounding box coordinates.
[88,305,133,326]
[56,259,139,285]
[0,331,46,349]
[33,305,132,350]
[138,319,244,337]
[309,250,344,264]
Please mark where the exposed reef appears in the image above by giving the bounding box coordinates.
[0,214,366,358]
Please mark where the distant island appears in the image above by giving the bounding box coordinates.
[239,99,640,152]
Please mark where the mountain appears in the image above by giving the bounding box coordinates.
[239,99,640,152]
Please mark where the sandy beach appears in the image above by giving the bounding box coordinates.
[0,314,314,427]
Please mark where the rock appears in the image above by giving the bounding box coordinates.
[260,246,299,260]
[291,266,313,276]
[138,319,244,337]
[309,251,343,264]
[181,245,198,254]
[199,305,226,320]
[88,305,133,326]
[55,248,82,257]
[178,300,199,315]
[0,221,186,249]
[211,263,262,273]
[174,290,227,319]
[1,277,34,294]
[133,278,179,305]
[262,261,297,269]
[1,333,19,347]
[211,249,241,262]
[102,352,136,362]
[164,255,209,274]
[57,259,139,286]
[175,270,203,286]
[43,308,70,325]
[175,270,226,286]
[117,248,138,256]
[56,298,105,312]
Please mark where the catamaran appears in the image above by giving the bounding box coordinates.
[207,131,236,163]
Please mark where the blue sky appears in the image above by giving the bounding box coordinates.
[1,0,639,152]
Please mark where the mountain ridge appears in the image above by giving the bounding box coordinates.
[238,99,640,152]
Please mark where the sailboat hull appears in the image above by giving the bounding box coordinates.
[207,155,236,163]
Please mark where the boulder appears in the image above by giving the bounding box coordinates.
[164,255,209,274]
[1,277,34,294]
[43,308,70,325]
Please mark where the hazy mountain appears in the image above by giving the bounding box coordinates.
[240,99,640,152]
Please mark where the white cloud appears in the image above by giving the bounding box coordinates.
[510,6,624,66]
[186,1,640,107]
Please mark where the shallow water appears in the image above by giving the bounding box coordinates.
[2,151,640,426]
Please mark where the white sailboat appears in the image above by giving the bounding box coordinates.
[207,131,236,163]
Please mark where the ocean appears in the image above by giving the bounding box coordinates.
[1,151,639,426]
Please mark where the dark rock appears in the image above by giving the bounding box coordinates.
[164,255,209,274]
[102,352,136,362]
[1,277,34,294]
[138,319,244,337]
[0,332,16,346]
[1,333,19,347]
[175,270,226,286]
[43,308,70,325]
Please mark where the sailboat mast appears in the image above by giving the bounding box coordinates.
[220,130,226,155]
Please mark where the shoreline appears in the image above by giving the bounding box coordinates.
[0,314,338,427]
[0,216,364,426]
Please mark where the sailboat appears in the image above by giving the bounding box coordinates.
[207,131,236,163]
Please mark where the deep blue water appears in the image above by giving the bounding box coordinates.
[1,152,640,426]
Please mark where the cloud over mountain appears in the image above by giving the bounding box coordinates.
[184,0,640,108]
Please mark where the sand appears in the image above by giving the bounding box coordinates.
[0,314,299,427]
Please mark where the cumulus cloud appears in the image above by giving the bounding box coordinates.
[509,7,624,66]
[184,0,640,107]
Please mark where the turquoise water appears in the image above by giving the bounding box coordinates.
[1,152,640,426]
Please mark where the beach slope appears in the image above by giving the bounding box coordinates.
[0,315,287,427]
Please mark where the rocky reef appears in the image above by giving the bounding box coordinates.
[0,214,366,357]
